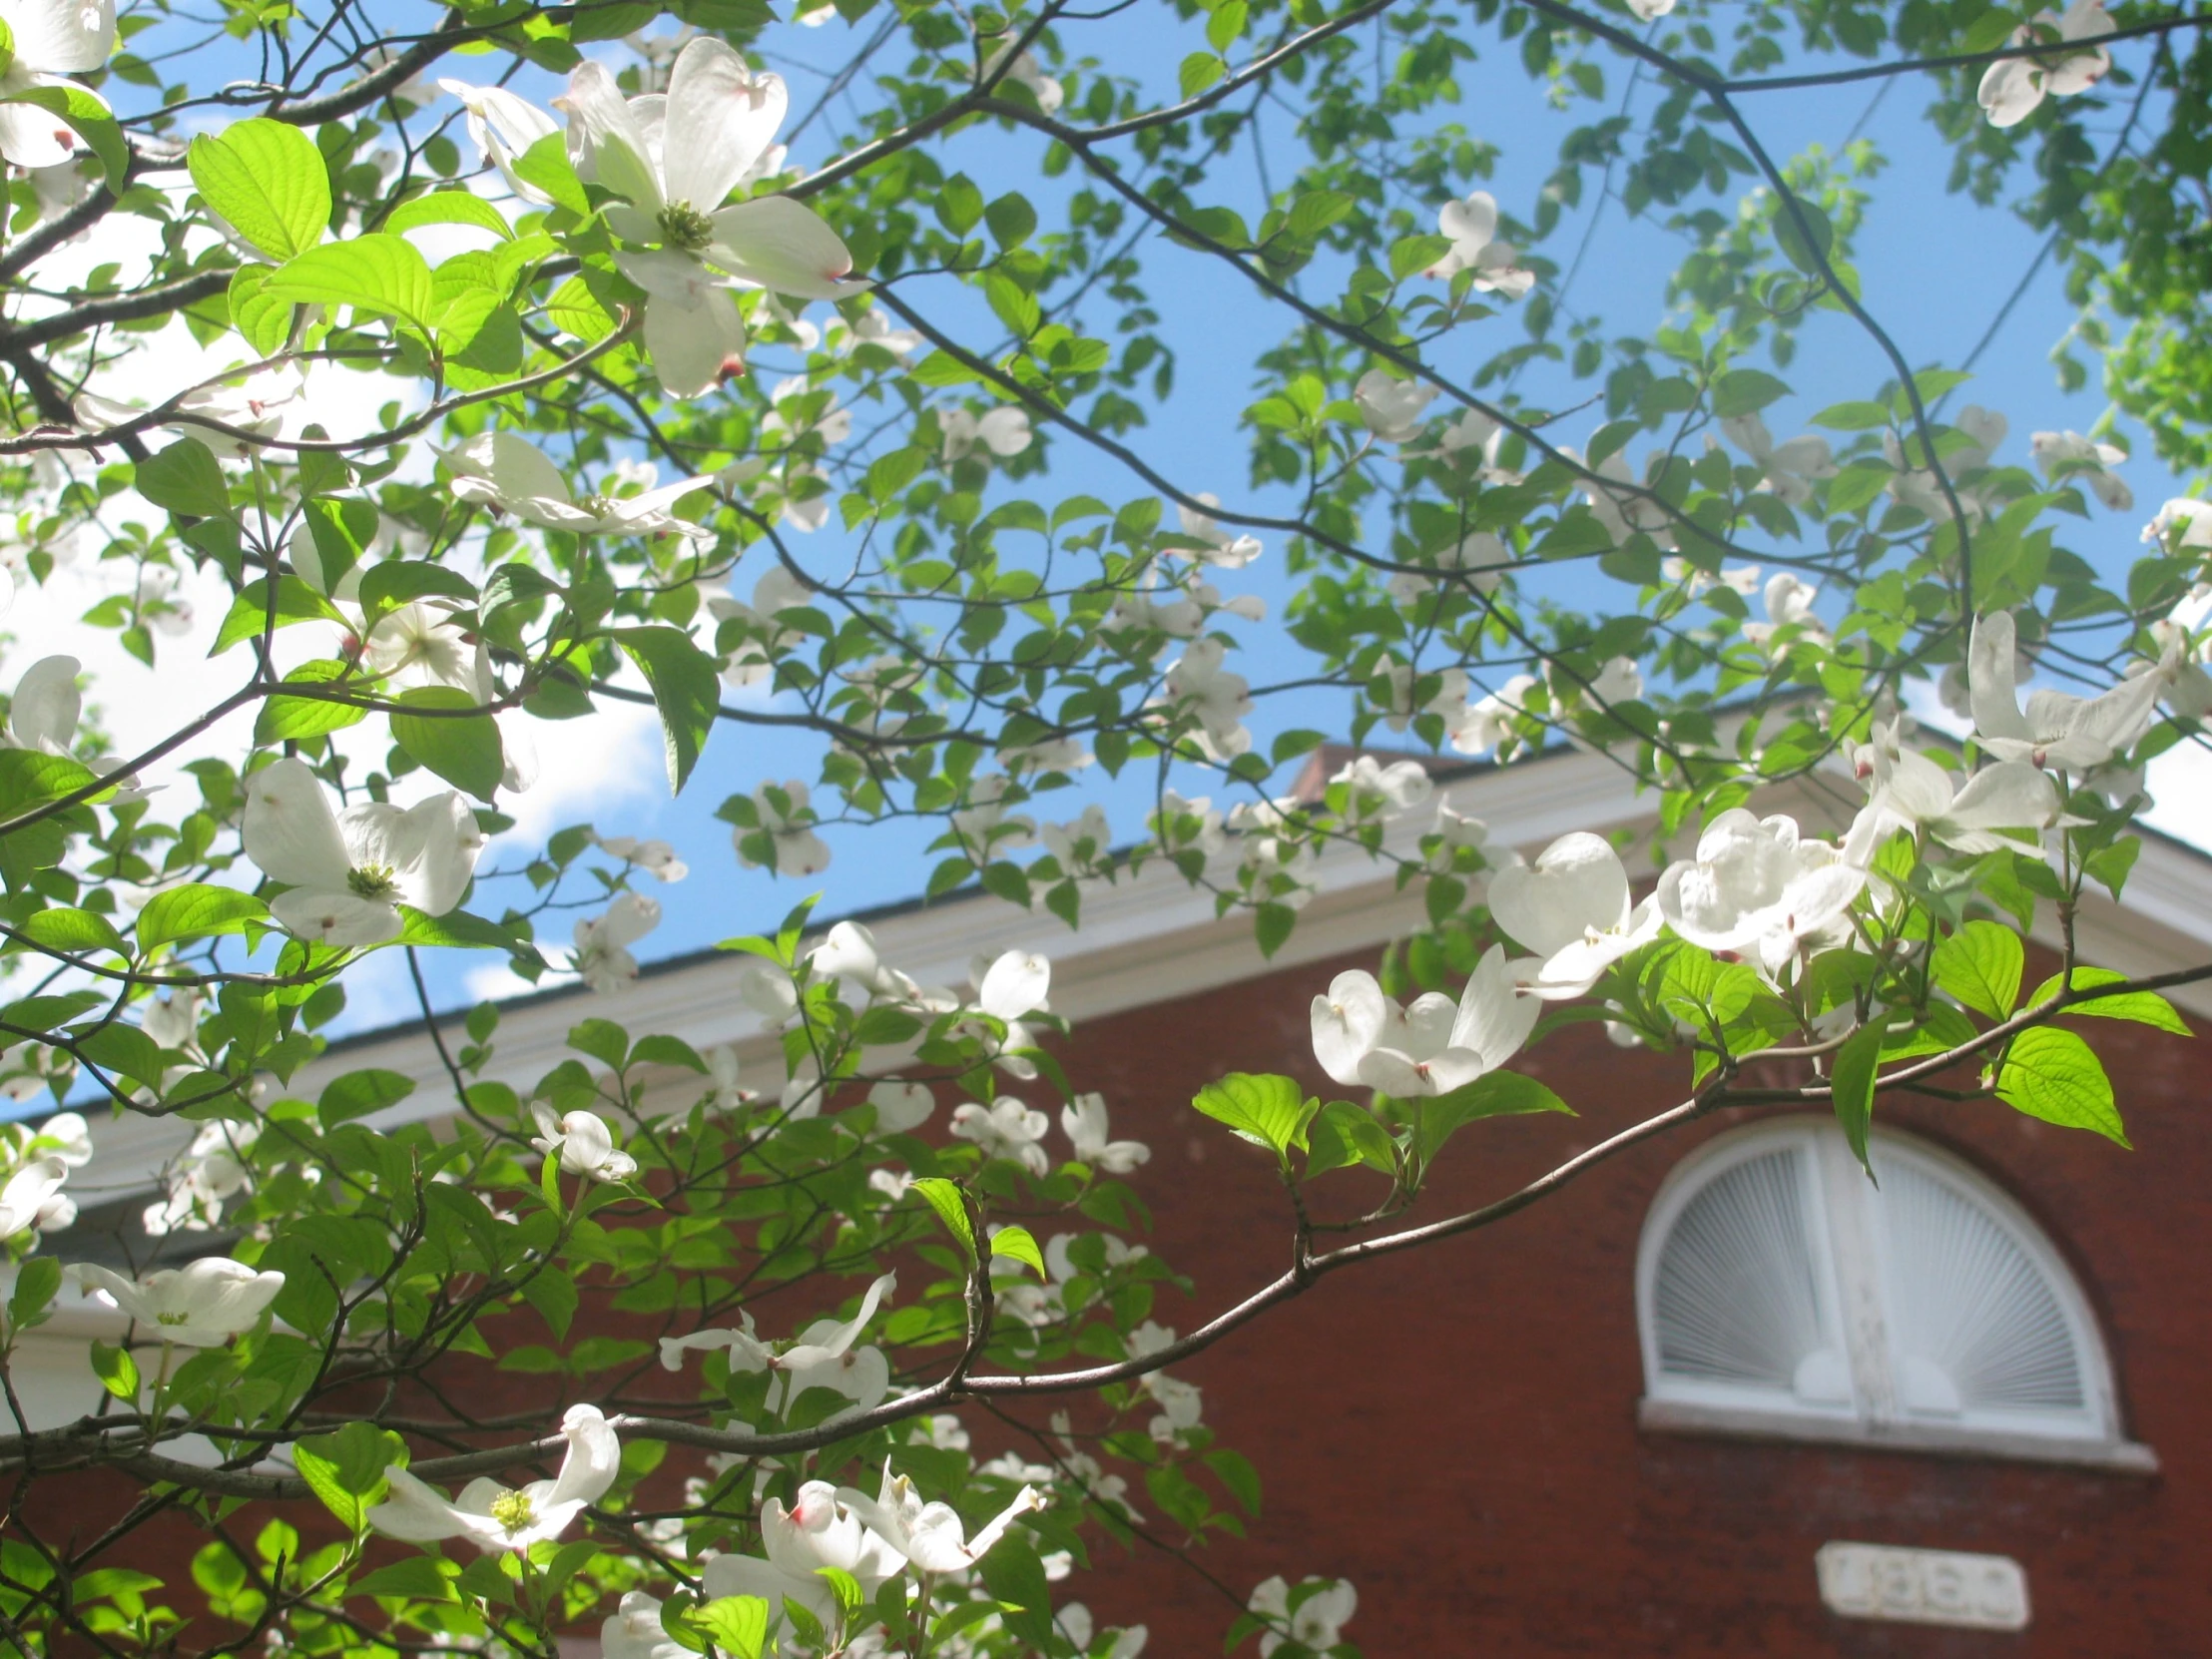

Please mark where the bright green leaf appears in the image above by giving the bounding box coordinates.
[389,686,505,801]
[1997,1026,2128,1146]
[188,117,329,259]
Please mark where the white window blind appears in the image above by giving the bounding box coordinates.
[1637,1122,2124,1454]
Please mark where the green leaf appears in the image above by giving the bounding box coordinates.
[350,1556,455,1601]
[568,1016,630,1070]
[0,749,95,816]
[520,1269,579,1340]
[134,438,230,519]
[136,883,269,952]
[319,1068,416,1126]
[384,190,514,242]
[989,1223,1046,1281]
[983,192,1037,250]
[389,686,505,801]
[616,626,722,794]
[211,575,349,654]
[1389,233,1453,279]
[1773,192,1835,276]
[1,990,103,1030]
[1997,1026,2128,1146]
[1177,50,1226,97]
[1303,1099,1395,1178]
[695,1596,769,1659]
[263,236,436,334]
[256,659,368,744]
[1811,399,1892,431]
[395,906,522,952]
[17,906,125,957]
[1829,1016,1889,1177]
[188,118,329,260]
[8,1258,61,1334]
[357,560,478,624]
[2027,967,2190,1034]
[1931,919,2023,1021]
[228,266,293,356]
[1415,1069,1571,1165]
[908,1177,976,1262]
[89,1340,139,1400]
[3,83,126,186]
[294,1421,404,1531]
[1190,1072,1315,1163]
[1711,368,1790,418]
[71,1021,165,1089]
[513,131,589,217]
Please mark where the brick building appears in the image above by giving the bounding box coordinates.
[47,745,2212,1652]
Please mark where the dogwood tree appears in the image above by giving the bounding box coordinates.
[0,0,2207,1651]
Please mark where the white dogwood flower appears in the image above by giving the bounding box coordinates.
[592,833,688,881]
[1062,1093,1149,1172]
[950,1096,1052,1175]
[437,80,559,205]
[1161,637,1254,758]
[1656,811,1865,977]
[560,40,863,397]
[1310,944,1538,1097]
[1722,413,1838,508]
[600,1593,690,1659]
[67,1258,286,1347]
[1446,673,1537,760]
[1978,0,2114,127]
[4,654,79,753]
[2142,498,2212,553]
[243,759,484,947]
[0,0,116,169]
[737,779,831,876]
[709,563,812,688]
[1423,190,1534,297]
[701,1481,904,1629]
[530,1106,638,1183]
[1741,572,1827,656]
[660,1273,897,1415]
[2030,429,2132,511]
[942,404,1033,461]
[867,1079,935,1133]
[1249,1576,1359,1659]
[0,1157,69,1238]
[573,891,662,994]
[1174,493,1264,568]
[1842,722,2062,863]
[978,949,1051,1021]
[1488,831,1662,998]
[1387,532,1508,608]
[368,1403,619,1550]
[1886,405,2007,520]
[445,433,717,539]
[838,1460,1045,1574]
[1332,753,1435,817]
[1968,608,2166,771]
[1353,368,1437,442]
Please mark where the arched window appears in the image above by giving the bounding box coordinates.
[1635,1121,2153,1469]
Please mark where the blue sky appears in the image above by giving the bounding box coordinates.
[35,5,2203,1036]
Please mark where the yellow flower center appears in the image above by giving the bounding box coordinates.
[658,202,714,251]
[488,1488,536,1533]
[347,864,398,901]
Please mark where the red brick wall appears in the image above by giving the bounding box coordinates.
[41,943,2208,1655]
[1056,944,2210,1655]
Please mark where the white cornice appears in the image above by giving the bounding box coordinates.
[69,746,2212,1202]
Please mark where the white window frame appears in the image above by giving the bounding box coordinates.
[1635,1120,2156,1473]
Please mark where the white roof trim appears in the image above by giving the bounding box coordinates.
[69,746,2212,1202]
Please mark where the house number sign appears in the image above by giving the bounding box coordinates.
[1816,1541,2031,1630]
